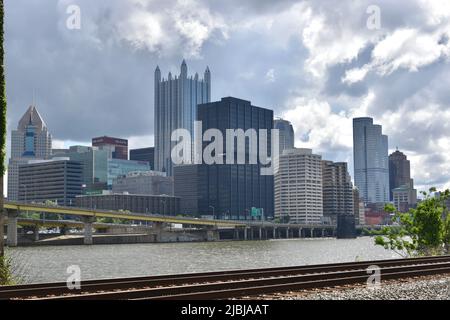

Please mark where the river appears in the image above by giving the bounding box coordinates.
[7,237,398,284]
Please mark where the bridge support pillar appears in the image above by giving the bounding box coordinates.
[206,227,219,241]
[286,227,290,239]
[259,227,262,240]
[299,228,302,238]
[322,229,325,238]
[310,228,314,238]
[244,228,248,240]
[7,211,19,247]
[82,216,96,245]
[152,222,164,242]
[34,225,40,241]
[272,227,276,239]
[234,228,240,240]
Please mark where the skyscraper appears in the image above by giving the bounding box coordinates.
[389,149,412,200]
[174,97,274,219]
[274,118,294,154]
[274,148,323,224]
[353,117,389,204]
[8,105,52,200]
[154,60,211,176]
[321,161,354,225]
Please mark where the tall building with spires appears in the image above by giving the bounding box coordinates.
[8,105,52,200]
[154,60,211,176]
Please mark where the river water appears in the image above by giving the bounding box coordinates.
[7,237,398,284]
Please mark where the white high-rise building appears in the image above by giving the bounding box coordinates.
[274,148,323,224]
[8,105,52,200]
[353,117,389,204]
[154,60,211,176]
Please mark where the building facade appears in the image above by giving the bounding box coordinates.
[154,60,211,176]
[274,148,323,224]
[106,159,150,187]
[92,136,128,160]
[112,171,174,196]
[53,146,109,191]
[389,149,415,201]
[321,161,354,225]
[18,159,82,206]
[174,97,274,219]
[75,193,180,216]
[274,118,295,154]
[392,180,417,212]
[8,106,52,200]
[130,147,154,169]
[353,117,389,204]
[353,188,366,225]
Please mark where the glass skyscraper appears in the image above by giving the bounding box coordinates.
[154,60,211,176]
[353,117,389,204]
[274,118,295,154]
[174,97,274,220]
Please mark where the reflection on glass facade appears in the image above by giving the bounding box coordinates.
[106,159,150,187]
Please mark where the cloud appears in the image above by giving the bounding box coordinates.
[282,98,353,163]
[264,69,276,83]
[5,0,450,193]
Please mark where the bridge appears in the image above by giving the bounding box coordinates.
[2,201,337,246]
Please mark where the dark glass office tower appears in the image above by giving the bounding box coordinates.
[130,147,155,169]
[389,149,411,200]
[174,97,274,220]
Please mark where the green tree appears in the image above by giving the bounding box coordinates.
[375,188,450,257]
[0,0,7,261]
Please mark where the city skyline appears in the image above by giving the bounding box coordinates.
[5,0,450,192]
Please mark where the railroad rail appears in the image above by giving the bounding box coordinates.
[1,255,449,300]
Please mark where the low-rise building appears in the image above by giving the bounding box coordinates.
[392,180,417,212]
[112,171,173,196]
[75,193,180,215]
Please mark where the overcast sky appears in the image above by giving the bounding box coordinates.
[5,0,450,192]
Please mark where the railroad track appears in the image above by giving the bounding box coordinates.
[1,255,449,300]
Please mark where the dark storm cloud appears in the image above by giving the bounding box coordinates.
[6,0,155,143]
[5,0,450,190]
[323,44,374,98]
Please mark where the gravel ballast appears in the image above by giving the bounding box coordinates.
[252,275,450,300]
